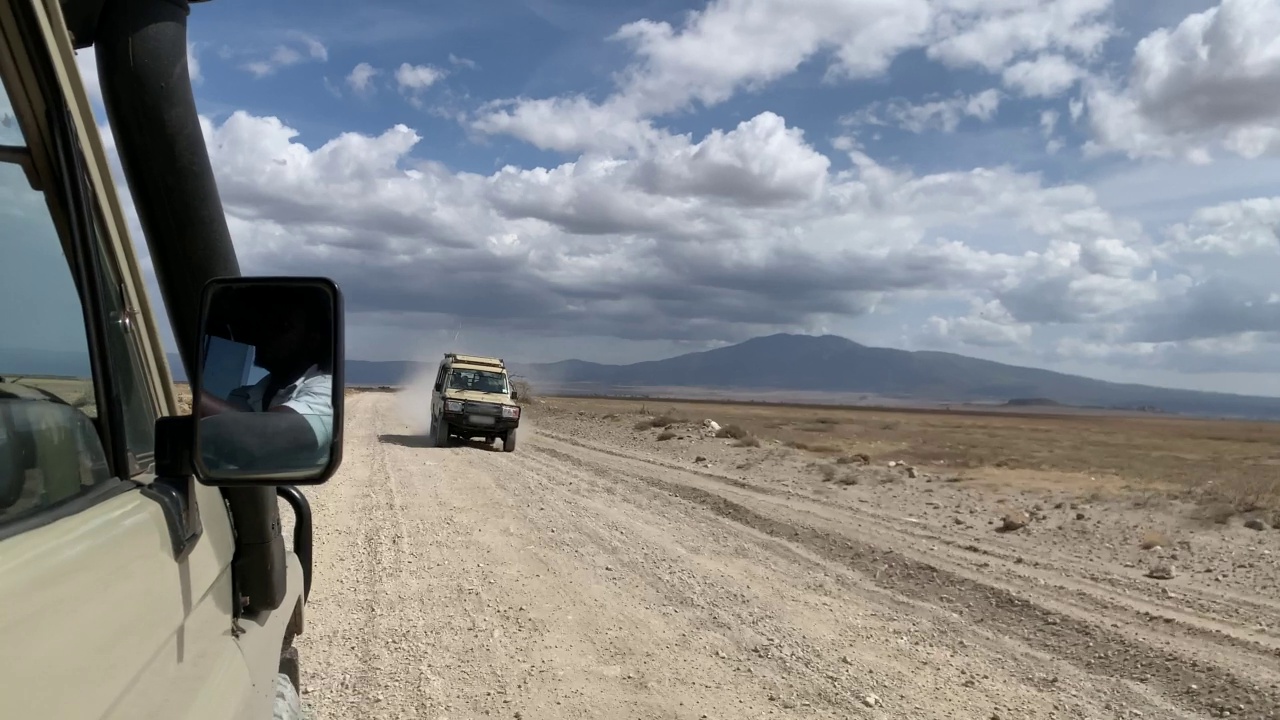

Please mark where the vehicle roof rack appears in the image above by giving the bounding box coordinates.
[444,352,505,370]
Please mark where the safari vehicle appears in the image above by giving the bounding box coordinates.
[429,352,521,452]
[0,1,345,719]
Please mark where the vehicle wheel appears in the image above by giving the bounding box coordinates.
[503,429,517,453]
[279,646,300,693]
[434,418,450,448]
[271,672,303,720]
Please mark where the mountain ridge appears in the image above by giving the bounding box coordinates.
[508,333,1280,420]
[6,334,1279,420]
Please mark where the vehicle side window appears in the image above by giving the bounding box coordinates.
[91,212,157,468]
[0,79,116,524]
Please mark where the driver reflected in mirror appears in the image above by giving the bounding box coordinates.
[197,283,335,474]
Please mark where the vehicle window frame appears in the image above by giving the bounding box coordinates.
[0,4,138,539]
[90,206,159,474]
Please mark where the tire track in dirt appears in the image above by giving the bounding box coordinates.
[498,440,1087,717]
[540,427,1280,658]
[514,442,1188,718]
[529,430,1280,719]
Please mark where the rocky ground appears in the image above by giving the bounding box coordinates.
[292,392,1280,720]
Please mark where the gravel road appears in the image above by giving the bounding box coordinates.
[295,393,1280,719]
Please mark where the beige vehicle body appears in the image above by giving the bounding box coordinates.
[0,1,331,718]
[429,353,522,451]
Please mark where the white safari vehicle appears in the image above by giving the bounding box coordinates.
[1,1,346,718]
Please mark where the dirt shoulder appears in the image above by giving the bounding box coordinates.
[293,392,1278,720]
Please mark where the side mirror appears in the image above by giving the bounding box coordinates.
[511,391,519,401]
[433,382,442,392]
[191,276,344,486]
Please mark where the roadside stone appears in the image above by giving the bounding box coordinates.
[998,512,1030,532]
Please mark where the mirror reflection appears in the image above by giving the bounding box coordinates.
[195,280,338,480]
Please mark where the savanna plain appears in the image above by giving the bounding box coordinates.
[194,382,1280,718]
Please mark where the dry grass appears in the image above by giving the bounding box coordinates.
[1139,529,1170,550]
[635,411,685,431]
[510,378,536,405]
[555,395,1280,510]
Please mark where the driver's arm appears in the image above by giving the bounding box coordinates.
[198,373,333,469]
[198,410,320,469]
[198,390,240,417]
[277,373,334,447]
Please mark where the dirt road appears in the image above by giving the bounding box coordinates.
[296,393,1280,719]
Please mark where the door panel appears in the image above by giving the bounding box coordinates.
[0,2,253,719]
[0,490,251,720]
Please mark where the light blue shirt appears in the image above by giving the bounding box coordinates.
[227,364,333,457]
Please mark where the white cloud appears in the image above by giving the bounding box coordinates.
[843,89,1003,134]
[1085,0,1280,161]
[346,62,380,94]
[65,0,1280,386]
[448,53,477,70]
[242,33,328,78]
[188,42,202,85]
[921,300,1033,348]
[395,63,446,107]
[472,0,1111,154]
[1001,53,1085,97]
[1163,197,1280,256]
[926,0,1114,72]
[192,105,1209,356]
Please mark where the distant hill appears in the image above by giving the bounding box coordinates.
[11,336,1278,420]
[512,333,1280,420]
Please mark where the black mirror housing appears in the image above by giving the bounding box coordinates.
[511,391,519,401]
[190,276,344,486]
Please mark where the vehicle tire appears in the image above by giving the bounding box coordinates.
[502,428,517,453]
[279,645,300,693]
[434,417,450,448]
[271,672,303,720]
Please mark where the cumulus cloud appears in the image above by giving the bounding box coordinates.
[192,106,1197,353]
[1085,0,1280,161]
[472,0,1115,153]
[395,63,446,107]
[1001,54,1085,97]
[346,62,380,95]
[1163,197,1280,256]
[926,0,1114,72]
[920,300,1033,348]
[65,0,1280,384]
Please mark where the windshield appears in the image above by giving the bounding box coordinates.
[446,369,508,394]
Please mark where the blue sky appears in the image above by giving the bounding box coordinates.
[6,0,1280,396]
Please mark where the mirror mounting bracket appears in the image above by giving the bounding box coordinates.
[144,414,203,561]
[155,413,194,477]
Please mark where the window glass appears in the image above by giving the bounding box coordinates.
[92,212,157,465]
[447,369,509,393]
[0,72,113,523]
